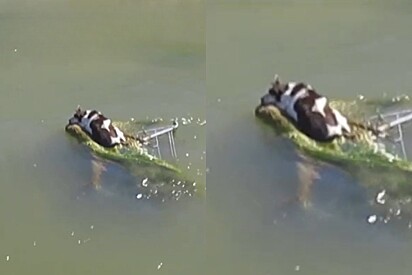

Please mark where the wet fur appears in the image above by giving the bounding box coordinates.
[68,106,126,148]
[261,75,351,142]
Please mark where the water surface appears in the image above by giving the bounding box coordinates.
[207,1,412,274]
[0,0,205,274]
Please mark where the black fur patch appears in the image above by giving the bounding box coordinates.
[290,83,307,96]
[87,110,99,119]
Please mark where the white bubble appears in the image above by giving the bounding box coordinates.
[136,193,143,199]
[376,190,386,205]
[157,262,163,270]
[367,215,377,224]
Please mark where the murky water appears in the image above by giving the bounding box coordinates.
[0,0,205,274]
[3,0,412,274]
[207,1,412,274]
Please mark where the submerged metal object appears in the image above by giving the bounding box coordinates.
[370,109,412,160]
[136,121,179,160]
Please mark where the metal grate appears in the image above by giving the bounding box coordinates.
[136,121,179,160]
[369,109,412,160]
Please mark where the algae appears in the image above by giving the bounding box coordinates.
[65,120,200,200]
[255,99,412,199]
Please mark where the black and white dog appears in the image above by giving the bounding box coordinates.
[68,106,126,148]
[260,75,351,142]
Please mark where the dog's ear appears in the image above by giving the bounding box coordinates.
[271,74,284,93]
[273,74,280,85]
[75,105,85,117]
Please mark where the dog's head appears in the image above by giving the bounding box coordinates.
[68,105,86,125]
[260,74,287,107]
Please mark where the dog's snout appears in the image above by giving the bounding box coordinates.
[260,96,265,106]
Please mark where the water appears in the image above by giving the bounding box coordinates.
[0,0,205,274]
[207,1,412,274]
[3,0,412,274]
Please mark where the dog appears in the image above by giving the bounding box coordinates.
[260,75,351,142]
[68,106,126,148]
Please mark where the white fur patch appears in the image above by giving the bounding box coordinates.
[101,119,111,131]
[111,127,126,144]
[332,109,351,133]
[312,97,327,117]
[286,89,308,121]
[325,109,351,137]
[80,111,99,135]
[277,82,296,110]
[326,124,343,137]
[278,82,308,121]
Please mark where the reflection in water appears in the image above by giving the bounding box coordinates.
[296,156,319,209]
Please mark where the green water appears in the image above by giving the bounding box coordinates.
[207,1,412,275]
[0,0,205,274]
[3,0,412,274]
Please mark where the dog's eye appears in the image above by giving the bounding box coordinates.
[268,88,277,95]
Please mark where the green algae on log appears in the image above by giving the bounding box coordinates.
[255,100,412,199]
[65,120,201,200]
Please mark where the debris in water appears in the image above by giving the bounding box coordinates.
[136,193,143,199]
[295,265,300,271]
[33,241,36,247]
[217,98,221,103]
[90,225,94,230]
[185,153,189,157]
[70,231,75,237]
[13,48,17,53]
[199,120,206,126]
[395,208,401,216]
[77,239,81,245]
[157,262,163,270]
[6,255,10,262]
[358,94,365,101]
[83,238,91,243]
[194,135,197,139]
[376,190,386,205]
[142,178,148,187]
[367,215,377,224]
[33,163,37,168]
